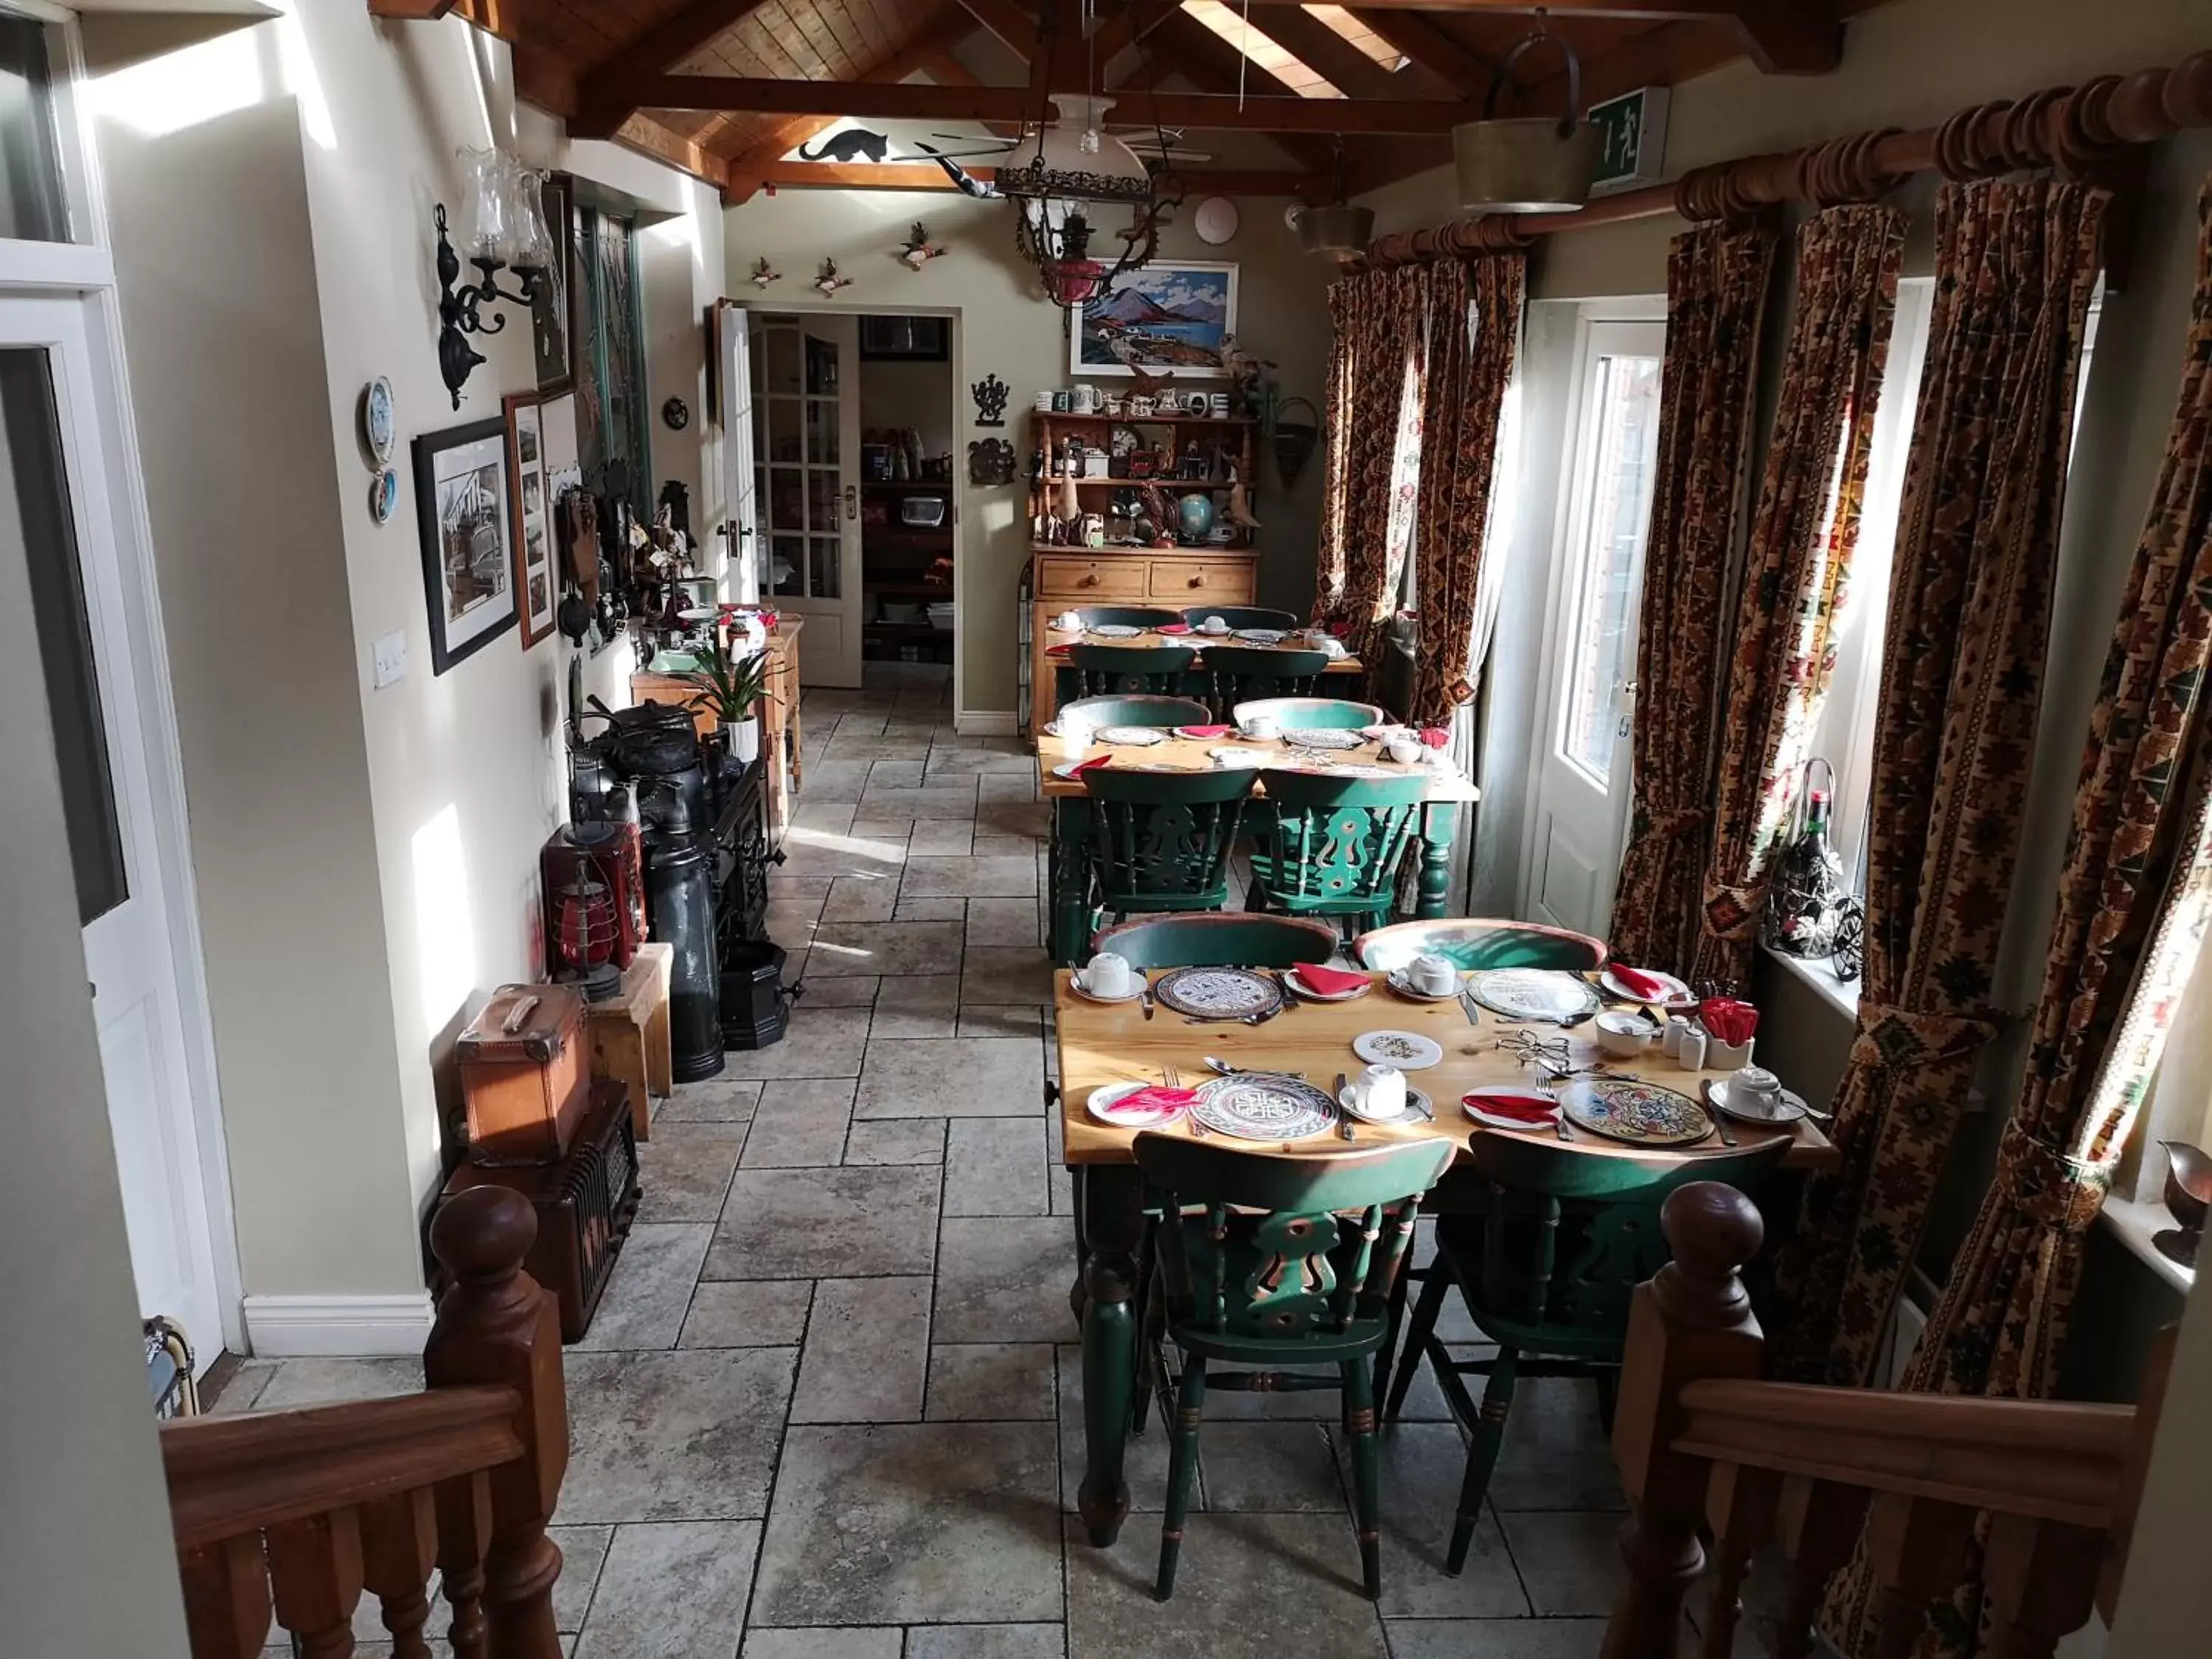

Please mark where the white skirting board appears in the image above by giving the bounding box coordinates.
[243,1292,437,1357]
[953,710,1018,736]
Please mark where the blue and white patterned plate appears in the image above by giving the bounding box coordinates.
[1282,727,1365,749]
[1559,1078,1713,1147]
[1155,967,1282,1019]
[1194,1074,1337,1140]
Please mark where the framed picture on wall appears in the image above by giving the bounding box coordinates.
[413,417,518,674]
[503,393,557,648]
[532,172,575,396]
[1073,262,1238,378]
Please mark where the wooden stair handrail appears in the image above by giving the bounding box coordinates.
[1670,1380,2134,1531]
[162,1385,525,1548]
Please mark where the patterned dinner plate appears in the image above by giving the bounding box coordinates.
[1559,1077,1714,1147]
[1320,763,1401,778]
[1352,1029,1445,1069]
[1094,726,1168,745]
[1233,628,1289,644]
[1154,967,1284,1019]
[1208,748,1268,769]
[1193,1073,1338,1141]
[1466,969,1601,1023]
[1281,727,1366,749]
[1088,624,1143,639]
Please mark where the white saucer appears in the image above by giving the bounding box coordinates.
[1086,1081,1186,1127]
[1284,968,1371,1002]
[1352,1030,1444,1069]
[1068,971,1144,1004]
[1707,1077,1809,1124]
[1338,1085,1433,1124]
[1601,965,1694,1004]
[1385,968,1465,1003]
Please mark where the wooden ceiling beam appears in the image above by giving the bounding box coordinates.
[613,75,1478,133]
[749,160,1321,195]
[1234,4,1422,103]
[571,0,781,137]
[956,0,1045,63]
[1349,9,1492,100]
[1127,10,1336,173]
[1089,0,1180,64]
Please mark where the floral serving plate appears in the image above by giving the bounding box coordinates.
[1281,727,1365,750]
[1466,969,1601,1023]
[1095,726,1168,745]
[1559,1077,1714,1147]
[1155,967,1284,1020]
[1352,1029,1445,1069]
[1193,1073,1338,1140]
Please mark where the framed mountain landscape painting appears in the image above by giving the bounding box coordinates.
[1074,261,1238,378]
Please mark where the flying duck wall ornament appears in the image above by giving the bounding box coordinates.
[813,259,852,297]
[749,257,780,290]
[897,223,946,271]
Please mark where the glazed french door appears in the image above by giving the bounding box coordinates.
[748,311,862,686]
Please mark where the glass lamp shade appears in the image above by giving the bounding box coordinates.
[1040,260,1106,307]
[509,162,554,270]
[458,148,553,268]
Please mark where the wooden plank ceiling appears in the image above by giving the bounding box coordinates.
[373,1,1868,204]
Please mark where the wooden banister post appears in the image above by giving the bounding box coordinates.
[425,1187,566,1659]
[1600,1182,1768,1659]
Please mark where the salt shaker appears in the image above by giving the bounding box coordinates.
[1676,1025,1708,1072]
[1662,1015,1690,1059]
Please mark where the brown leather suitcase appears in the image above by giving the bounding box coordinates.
[457,983,588,1165]
[439,1078,639,1341]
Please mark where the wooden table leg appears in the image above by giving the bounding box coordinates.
[1416,801,1458,919]
[1049,797,1093,967]
[1074,1163,1146,1548]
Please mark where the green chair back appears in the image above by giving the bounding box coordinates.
[1180,605,1302,631]
[1059,694,1211,730]
[1081,767,1256,917]
[1092,913,1338,969]
[1133,1135,1453,1349]
[1248,770,1427,928]
[1193,647,1332,720]
[1354,918,1607,973]
[1067,644,1200,699]
[1234,695,1386,731]
[1068,605,1184,630]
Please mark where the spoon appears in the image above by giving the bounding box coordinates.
[1205,1057,1307,1079]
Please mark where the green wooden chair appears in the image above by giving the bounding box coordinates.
[1234,695,1387,731]
[1190,646,1332,721]
[1066,644,1201,699]
[1093,912,1338,968]
[1382,1133,1788,1575]
[1081,768,1258,923]
[1133,1133,1456,1601]
[1180,605,1302,630]
[1353,918,1607,973]
[1058,693,1211,731]
[1065,605,1185,630]
[1245,769,1428,939]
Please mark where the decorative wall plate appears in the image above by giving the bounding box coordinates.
[361,376,396,465]
[1467,969,1601,1023]
[1155,967,1283,1019]
[1559,1078,1714,1147]
[1193,195,1240,246]
[1281,727,1364,749]
[1193,1073,1337,1140]
[1095,726,1168,745]
[369,467,399,524]
[1352,1029,1444,1069]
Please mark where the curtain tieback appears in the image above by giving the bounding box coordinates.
[1702,879,1769,943]
[1992,1120,2112,1233]
[1848,1002,2002,1071]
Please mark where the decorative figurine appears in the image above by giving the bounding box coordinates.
[970,372,1009,428]
[813,258,852,297]
[897,222,946,270]
[967,437,1016,487]
[798,128,892,164]
[661,396,690,431]
[2156,1141,2212,1269]
[749,256,780,290]
[1225,462,1261,531]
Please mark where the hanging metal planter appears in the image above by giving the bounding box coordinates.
[1453,29,1604,214]
[1293,139,1374,260]
[1268,396,1320,489]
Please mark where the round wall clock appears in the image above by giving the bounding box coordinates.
[1193,196,1239,245]
[360,376,395,466]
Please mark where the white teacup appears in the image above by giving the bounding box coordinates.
[1242,712,1281,741]
[1057,716,1094,760]
[1593,1010,1658,1058]
[1353,1063,1408,1119]
[1200,615,1231,636]
[1082,951,1133,999]
[1411,953,1458,996]
[1730,1065,1785,1117]
[1051,611,1081,632]
[1383,735,1424,765]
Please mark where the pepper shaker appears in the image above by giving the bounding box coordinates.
[1676,1025,1708,1072]
[1663,1015,1690,1059]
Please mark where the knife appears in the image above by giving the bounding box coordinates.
[1335,1072,1354,1140]
[1139,973,1155,1020]
[1459,988,1481,1027]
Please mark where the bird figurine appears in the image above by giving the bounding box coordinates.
[1137,484,1178,548]
[813,258,852,297]
[1219,333,1273,411]
[1105,335,1175,400]
[914,143,1004,200]
[749,256,780,290]
[897,222,946,270]
[1225,463,1261,531]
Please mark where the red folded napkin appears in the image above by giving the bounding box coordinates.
[1156,622,1193,634]
[1065,755,1114,775]
[1419,726,1452,748]
[1610,964,1672,1001]
[1293,964,1370,995]
[1176,724,1234,739]
[1046,644,1073,657]
[1096,1085,1197,1121]
[1464,1092,1559,1123]
[1701,998,1759,1047]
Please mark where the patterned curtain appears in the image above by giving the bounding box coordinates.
[1315,265,1426,659]
[1608,223,1779,975]
[1770,178,2109,1391]
[1829,176,2212,1659]
[1408,254,1528,725]
[1692,206,1906,987]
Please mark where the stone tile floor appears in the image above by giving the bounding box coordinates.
[215,664,1666,1659]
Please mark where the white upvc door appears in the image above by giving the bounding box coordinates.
[715,300,762,603]
[1,294,226,1366]
[1521,317,1667,939]
[748,311,862,686]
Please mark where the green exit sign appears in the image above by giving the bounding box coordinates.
[1588,86,1672,193]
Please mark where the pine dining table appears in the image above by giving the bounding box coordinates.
[1053,965,1840,1548]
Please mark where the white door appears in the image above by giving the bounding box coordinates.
[715,301,761,603]
[2,296,226,1366]
[1522,318,1666,938]
[749,311,862,686]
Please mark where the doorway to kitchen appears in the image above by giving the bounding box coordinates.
[855,313,957,677]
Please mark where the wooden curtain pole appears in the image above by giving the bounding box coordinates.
[1358,51,2212,267]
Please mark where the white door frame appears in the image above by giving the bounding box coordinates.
[1,4,245,1359]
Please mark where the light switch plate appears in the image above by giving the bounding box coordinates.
[372,630,408,688]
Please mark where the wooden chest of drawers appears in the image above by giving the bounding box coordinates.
[1026,549,1258,735]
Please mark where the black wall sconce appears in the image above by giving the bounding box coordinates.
[434,204,548,410]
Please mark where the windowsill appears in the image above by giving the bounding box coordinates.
[2096,1194,2197,1295]
[1760,941,1863,1021]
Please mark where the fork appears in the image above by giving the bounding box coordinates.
[1172,1063,1207,1137]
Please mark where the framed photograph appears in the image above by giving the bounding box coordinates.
[1074,261,1238,379]
[413,417,517,673]
[504,393,557,648]
[532,172,575,395]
